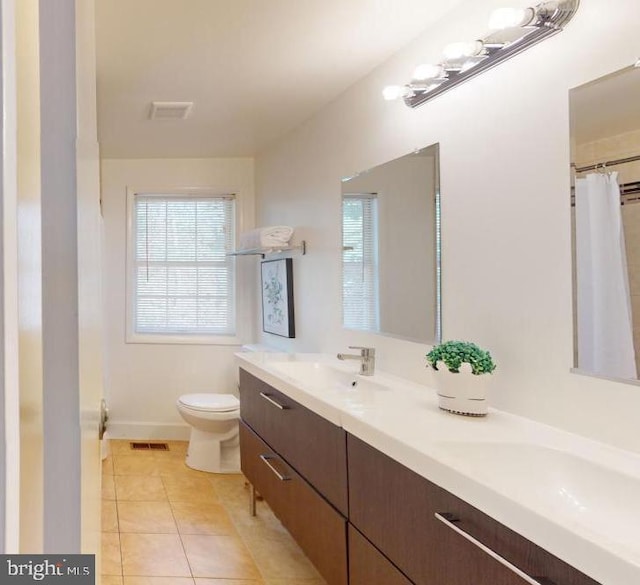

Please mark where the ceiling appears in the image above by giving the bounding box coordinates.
[570,65,640,145]
[95,0,466,159]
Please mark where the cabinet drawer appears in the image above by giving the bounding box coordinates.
[349,524,414,585]
[348,434,600,585]
[240,422,348,585]
[239,368,348,514]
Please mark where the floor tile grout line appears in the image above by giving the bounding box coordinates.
[104,441,276,583]
[182,474,264,582]
[159,473,171,504]
[213,477,268,584]
[174,516,196,581]
[113,449,188,581]
[171,478,258,580]
[160,468,196,581]
[114,485,124,579]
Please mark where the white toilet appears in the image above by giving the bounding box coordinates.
[176,393,240,473]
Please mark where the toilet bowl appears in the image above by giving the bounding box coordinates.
[176,393,240,473]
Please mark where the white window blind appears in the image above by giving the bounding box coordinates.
[342,194,379,331]
[132,194,236,337]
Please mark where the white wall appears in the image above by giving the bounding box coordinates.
[40,0,83,552]
[255,0,640,453]
[101,158,254,438]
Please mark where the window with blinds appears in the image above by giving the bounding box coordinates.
[342,194,379,331]
[130,194,236,338]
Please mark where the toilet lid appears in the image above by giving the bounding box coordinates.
[178,393,239,412]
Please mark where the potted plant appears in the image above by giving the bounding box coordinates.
[426,340,496,416]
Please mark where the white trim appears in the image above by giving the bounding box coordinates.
[125,187,249,345]
[106,421,191,441]
[125,333,243,346]
[570,367,640,387]
[2,0,20,552]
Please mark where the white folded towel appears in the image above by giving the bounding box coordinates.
[239,226,294,249]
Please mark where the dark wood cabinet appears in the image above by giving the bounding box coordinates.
[347,434,601,585]
[240,421,348,585]
[238,367,602,585]
[349,525,413,585]
[240,369,349,585]
[239,368,348,515]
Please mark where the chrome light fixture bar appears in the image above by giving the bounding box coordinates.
[385,0,579,109]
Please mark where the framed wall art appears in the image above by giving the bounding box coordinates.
[261,258,295,338]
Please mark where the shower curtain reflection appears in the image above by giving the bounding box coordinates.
[575,172,637,379]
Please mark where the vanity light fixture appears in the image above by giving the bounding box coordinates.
[383,0,579,108]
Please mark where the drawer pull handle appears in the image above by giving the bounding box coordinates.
[260,454,291,481]
[259,392,289,410]
[435,513,555,585]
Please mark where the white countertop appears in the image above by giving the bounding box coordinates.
[236,351,640,585]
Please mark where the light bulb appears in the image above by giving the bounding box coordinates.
[412,64,445,81]
[382,85,412,101]
[488,7,536,29]
[442,40,484,60]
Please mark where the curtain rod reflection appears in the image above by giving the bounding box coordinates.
[571,154,640,173]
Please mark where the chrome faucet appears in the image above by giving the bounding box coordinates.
[337,346,376,376]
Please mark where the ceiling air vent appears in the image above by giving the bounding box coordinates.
[149,101,193,120]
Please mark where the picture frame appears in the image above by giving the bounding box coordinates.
[261,258,295,338]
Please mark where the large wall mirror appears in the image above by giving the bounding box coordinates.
[341,144,441,344]
[570,65,640,382]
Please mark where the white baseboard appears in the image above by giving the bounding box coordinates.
[106,421,191,441]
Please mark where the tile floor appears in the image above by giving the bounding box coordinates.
[102,439,326,585]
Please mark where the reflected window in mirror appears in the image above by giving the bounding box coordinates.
[570,64,640,382]
[342,194,379,331]
[341,144,441,344]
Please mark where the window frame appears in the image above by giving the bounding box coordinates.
[125,188,244,345]
[342,192,380,332]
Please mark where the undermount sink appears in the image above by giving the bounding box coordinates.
[436,441,640,556]
[269,360,354,388]
[267,359,389,395]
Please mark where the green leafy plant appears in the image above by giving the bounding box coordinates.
[426,340,496,375]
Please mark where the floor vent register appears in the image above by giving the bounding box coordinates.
[129,442,169,451]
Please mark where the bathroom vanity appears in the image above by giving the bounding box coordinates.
[347,434,598,585]
[237,352,640,585]
[239,368,348,585]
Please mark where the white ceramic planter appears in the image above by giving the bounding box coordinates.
[436,368,490,416]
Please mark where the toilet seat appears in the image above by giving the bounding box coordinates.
[178,393,239,413]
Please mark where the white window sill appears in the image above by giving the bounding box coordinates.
[126,333,243,346]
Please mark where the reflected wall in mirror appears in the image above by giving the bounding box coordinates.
[570,65,640,381]
[341,144,441,344]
